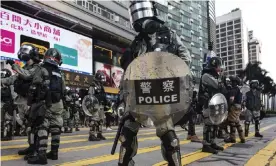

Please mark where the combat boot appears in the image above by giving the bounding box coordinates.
[97,133,106,140]
[202,145,218,154]
[211,143,224,151]
[46,151,58,160]
[190,135,202,143]
[240,138,245,143]
[255,132,263,138]
[89,134,100,141]
[224,137,236,143]
[27,150,47,165]
[18,146,34,155]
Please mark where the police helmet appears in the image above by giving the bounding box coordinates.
[229,75,241,86]
[95,71,106,82]
[207,57,224,74]
[250,80,259,89]
[129,0,164,32]
[1,69,12,78]
[17,44,40,62]
[44,48,62,66]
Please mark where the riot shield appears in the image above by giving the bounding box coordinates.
[82,95,100,117]
[121,51,193,124]
[208,93,228,125]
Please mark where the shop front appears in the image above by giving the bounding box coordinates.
[93,40,125,95]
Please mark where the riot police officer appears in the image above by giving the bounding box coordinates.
[245,80,263,137]
[4,44,50,164]
[117,1,191,165]
[41,48,65,160]
[224,75,245,143]
[62,87,74,133]
[197,56,226,154]
[217,77,232,138]
[87,71,107,141]
[1,68,15,141]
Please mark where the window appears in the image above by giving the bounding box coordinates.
[235,49,241,54]
[228,61,234,65]
[227,26,233,30]
[223,57,227,62]
[216,39,220,43]
[236,39,241,43]
[220,28,226,32]
[236,59,242,64]
[228,36,233,41]
[221,43,226,47]
[228,40,234,45]
[221,48,227,52]
[237,65,243,69]
[229,71,235,75]
[228,46,234,50]
[228,50,234,55]
[221,37,226,42]
[216,25,219,29]
[235,44,241,49]
[227,31,233,36]
[234,19,241,24]
[221,52,227,57]
[227,21,233,25]
[228,66,234,70]
[228,56,233,60]
[235,34,241,38]
[235,29,241,34]
[221,33,226,37]
[216,34,219,38]
[234,24,241,29]
[236,55,242,59]
[220,23,226,27]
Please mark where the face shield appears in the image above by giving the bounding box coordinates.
[18,45,33,61]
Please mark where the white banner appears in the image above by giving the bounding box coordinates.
[0,8,93,75]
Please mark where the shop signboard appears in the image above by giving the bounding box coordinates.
[63,70,93,88]
[0,8,93,75]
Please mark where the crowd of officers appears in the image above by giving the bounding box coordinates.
[0,44,118,165]
[0,46,264,165]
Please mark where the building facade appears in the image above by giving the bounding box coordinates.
[216,8,249,76]
[248,37,262,64]
[155,0,211,82]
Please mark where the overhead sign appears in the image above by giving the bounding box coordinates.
[134,77,180,105]
[0,8,93,75]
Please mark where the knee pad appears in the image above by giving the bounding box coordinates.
[160,130,180,151]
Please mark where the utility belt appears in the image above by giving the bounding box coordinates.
[27,84,47,106]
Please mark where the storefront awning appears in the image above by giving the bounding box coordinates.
[104,87,119,94]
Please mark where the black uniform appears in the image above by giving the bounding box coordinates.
[88,71,107,141]
[1,69,15,141]
[245,80,263,138]
[197,57,225,154]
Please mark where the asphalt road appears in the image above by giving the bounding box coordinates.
[1,117,276,166]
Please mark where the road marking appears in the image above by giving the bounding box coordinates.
[245,138,276,166]
[153,124,276,166]
[1,129,199,162]
[0,131,158,150]
[2,128,158,143]
[55,134,194,166]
